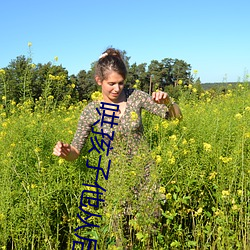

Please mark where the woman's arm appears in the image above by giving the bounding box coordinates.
[53,141,80,161]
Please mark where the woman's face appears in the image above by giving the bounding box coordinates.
[96,71,125,103]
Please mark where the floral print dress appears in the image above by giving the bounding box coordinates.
[71,88,169,154]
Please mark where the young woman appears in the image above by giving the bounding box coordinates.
[53,48,182,247]
[53,48,182,160]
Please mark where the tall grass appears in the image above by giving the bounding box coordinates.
[0,83,249,249]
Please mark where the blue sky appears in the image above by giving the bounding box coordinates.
[1,0,249,83]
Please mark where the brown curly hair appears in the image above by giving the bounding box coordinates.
[95,48,127,81]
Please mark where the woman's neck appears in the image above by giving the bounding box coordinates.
[102,89,126,104]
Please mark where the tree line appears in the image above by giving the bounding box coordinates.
[0,51,200,106]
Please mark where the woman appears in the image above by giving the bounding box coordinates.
[53,48,182,247]
[53,48,182,159]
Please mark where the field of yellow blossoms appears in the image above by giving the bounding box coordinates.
[0,81,249,249]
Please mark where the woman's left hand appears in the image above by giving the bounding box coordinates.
[152,91,171,104]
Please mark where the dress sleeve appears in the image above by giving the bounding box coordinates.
[71,102,97,152]
[135,90,169,119]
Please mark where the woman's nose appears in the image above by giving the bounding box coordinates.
[114,84,120,92]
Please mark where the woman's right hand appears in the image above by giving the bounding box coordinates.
[53,141,71,158]
[53,141,80,161]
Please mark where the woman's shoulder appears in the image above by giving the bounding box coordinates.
[125,88,150,100]
[80,100,100,117]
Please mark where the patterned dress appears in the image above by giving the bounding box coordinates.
[71,88,169,154]
[72,88,171,244]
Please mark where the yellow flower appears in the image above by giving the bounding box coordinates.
[31,184,37,189]
[189,138,195,144]
[161,120,168,129]
[178,79,183,85]
[0,213,5,221]
[91,91,103,101]
[245,132,250,138]
[71,83,76,89]
[195,207,203,216]
[130,111,138,121]
[208,171,217,180]
[214,209,223,216]
[222,190,230,197]
[58,158,64,165]
[192,88,197,93]
[169,134,177,141]
[34,147,41,153]
[159,186,166,194]
[106,212,111,218]
[54,56,58,62]
[28,42,32,47]
[203,142,212,152]
[130,171,136,176]
[219,156,232,164]
[232,204,239,211]
[168,156,175,165]
[182,139,187,145]
[0,69,6,75]
[237,189,243,196]
[171,119,179,126]
[2,96,6,100]
[245,106,250,112]
[155,155,162,164]
[48,74,55,80]
[154,123,159,131]
[188,84,193,89]
[193,69,198,74]
[135,79,140,83]
[48,95,54,100]
[165,193,172,199]
[133,84,138,89]
[234,113,242,120]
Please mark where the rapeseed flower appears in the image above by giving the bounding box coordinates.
[154,123,159,131]
[161,120,168,128]
[232,204,239,211]
[222,190,230,197]
[54,56,58,61]
[0,69,5,75]
[169,134,177,141]
[194,207,203,216]
[234,113,242,120]
[165,193,172,199]
[91,91,103,101]
[130,111,138,121]
[182,138,187,145]
[158,186,166,194]
[28,42,32,47]
[208,171,217,180]
[178,79,183,85]
[237,189,243,196]
[155,155,162,164]
[219,156,232,163]
[203,142,212,152]
[168,156,175,165]
[0,213,5,221]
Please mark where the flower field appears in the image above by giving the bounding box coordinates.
[0,83,249,249]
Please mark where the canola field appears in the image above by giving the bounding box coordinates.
[0,83,249,249]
